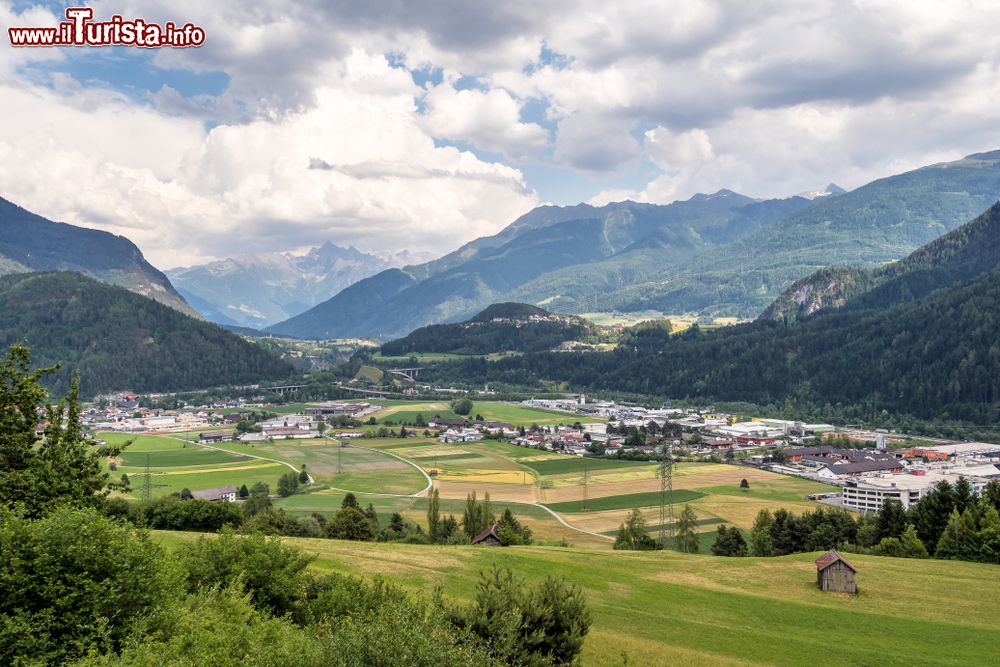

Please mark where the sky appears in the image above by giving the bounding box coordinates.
[2,1,1000,268]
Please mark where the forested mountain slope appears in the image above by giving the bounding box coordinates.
[0,197,197,316]
[0,272,293,395]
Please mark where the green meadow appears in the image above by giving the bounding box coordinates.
[153,533,1000,666]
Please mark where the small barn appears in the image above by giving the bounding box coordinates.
[471,522,503,547]
[815,549,857,594]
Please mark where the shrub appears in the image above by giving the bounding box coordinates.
[0,507,181,665]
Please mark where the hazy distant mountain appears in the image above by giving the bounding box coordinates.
[0,197,197,317]
[267,190,816,339]
[592,152,1000,317]
[760,200,1000,321]
[167,242,429,329]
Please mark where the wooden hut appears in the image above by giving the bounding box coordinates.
[815,549,857,594]
[471,522,502,547]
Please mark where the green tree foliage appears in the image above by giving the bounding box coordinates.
[0,507,181,665]
[911,481,956,553]
[875,498,908,542]
[427,487,441,543]
[180,528,314,617]
[497,508,533,546]
[449,566,591,666]
[0,345,125,517]
[0,273,293,396]
[380,303,592,356]
[613,508,656,551]
[875,524,929,559]
[141,496,243,532]
[462,491,495,538]
[451,397,474,416]
[711,525,748,556]
[749,509,775,556]
[675,504,700,553]
[341,492,360,509]
[277,471,300,497]
[326,506,377,541]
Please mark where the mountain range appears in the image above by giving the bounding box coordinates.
[266,188,824,339]
[0,272,293,396]
[267,150,1000,341]
[420,201,1000,426]
[0,197,197,317]
[167,243,429,328]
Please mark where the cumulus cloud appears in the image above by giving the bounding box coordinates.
[4,0,1000,267]
[421,83,548,160]
[0,48,537,268]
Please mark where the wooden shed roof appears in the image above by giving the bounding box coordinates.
[815,549,856,572]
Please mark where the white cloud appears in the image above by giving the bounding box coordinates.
[421,84,548,160]
[0,49,537,268]
[4,0,1000,267]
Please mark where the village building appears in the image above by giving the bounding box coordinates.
[190,486,238,502]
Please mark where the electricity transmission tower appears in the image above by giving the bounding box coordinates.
[657,444,675,548]
[139,453,167,502]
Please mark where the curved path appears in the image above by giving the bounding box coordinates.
[182,434,607,540]
[344,442,433,497]
[171,435,315,485]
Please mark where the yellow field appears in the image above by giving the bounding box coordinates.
[151,462,278,475]
[369,402,449,419]
[435,469,531,485]
[690,495,819,530]
[546,467,659,489]
[433,479,539,503]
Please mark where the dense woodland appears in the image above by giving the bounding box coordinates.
[0,272,293,396]
[380,303,593,355]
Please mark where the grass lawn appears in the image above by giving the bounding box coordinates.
[119,448,249,467]
[545,489,706,513]
[524,457,653,476]
[153,534,1000,666]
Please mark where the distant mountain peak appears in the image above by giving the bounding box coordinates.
[794,184,845,200]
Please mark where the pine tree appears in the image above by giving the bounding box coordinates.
[875,498,907,541]
[711,525,748,556]
[427,487,441,543]
[898,524,929,558]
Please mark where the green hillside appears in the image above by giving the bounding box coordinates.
[155,534,1000,666]
[602,151,1000,317]
[0,196,197,316]
[380,302,593,355]
[0,272,294,395]
[762,200,1000,320]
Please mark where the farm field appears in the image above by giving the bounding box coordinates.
[154,533,1000,666]
[111,427,833,546]
[367,399,603,426]
[100,431,290,498]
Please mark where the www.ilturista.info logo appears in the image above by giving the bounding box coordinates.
[8,7,205,48]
